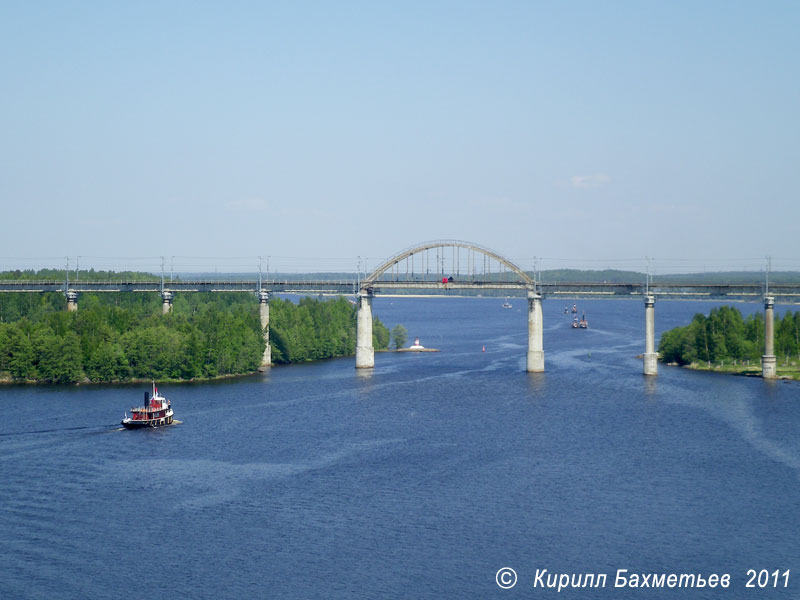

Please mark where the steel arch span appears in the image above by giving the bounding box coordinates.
[363,239,534,287]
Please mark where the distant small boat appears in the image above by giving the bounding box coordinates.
[571,317,579,329]
[572,304,578,313]
[502,298,512,309]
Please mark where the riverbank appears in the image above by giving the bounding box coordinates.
[0,347,420,385]
[0,371,265,386]
[666,361,800,381]
[396,347,440,352]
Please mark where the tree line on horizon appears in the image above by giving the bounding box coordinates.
[658,306,800,366]
[0,292,390,384]
[0,268,160,282]
[5,267,800,285]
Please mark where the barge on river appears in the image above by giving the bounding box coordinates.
[122,383,174,429]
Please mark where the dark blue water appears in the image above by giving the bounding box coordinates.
[1,298,798,599]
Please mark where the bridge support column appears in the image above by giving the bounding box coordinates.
[762,296,776,379]
[356,291,374,368]
[66,290,78,312]
[643,295,657,376]
[259,291,271,368]
[526,291,544,372]
[161,291,173,315]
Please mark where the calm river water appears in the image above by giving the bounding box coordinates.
[0,297,798,599]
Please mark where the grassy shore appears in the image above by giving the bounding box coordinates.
[669,360,800,381]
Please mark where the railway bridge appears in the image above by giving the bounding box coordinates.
[2,240,796,378]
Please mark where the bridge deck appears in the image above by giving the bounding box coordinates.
[0,280,356,294]
[0,280,798,300]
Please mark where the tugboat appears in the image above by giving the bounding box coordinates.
[122,382,174,429]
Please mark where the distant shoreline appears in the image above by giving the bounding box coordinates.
[396,347,439,352]
[665,362,799,381]
[0,348,425,386]
[0,371,263,386]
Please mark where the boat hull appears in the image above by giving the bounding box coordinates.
[121,414,174,429]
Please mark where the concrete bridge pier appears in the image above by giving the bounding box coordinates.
[66,290,78,312]
[762,296,776,379]
[259,291,271,367]
[643,295,658,376]
[161,291,173,315]
[355,291,374,368]
[526,291,544,372]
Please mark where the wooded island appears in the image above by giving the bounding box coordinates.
[0,284,390,383]
[658,305,800,379]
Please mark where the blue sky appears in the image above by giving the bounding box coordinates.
[1,1,798,273]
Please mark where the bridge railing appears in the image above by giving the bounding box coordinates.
[2,280,800,301]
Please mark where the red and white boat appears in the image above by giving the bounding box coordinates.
[122,382,174,429]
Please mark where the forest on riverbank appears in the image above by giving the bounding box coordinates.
[0,292,390,384]
[658,306,800,377]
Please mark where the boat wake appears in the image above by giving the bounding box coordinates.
[0,425,114,438]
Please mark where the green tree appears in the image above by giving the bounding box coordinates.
[0,323,34,379]
[658,306,782,367]
[0,291,393,380]
[391,324,408,350]
[31,328,84,383]
[87,342,130,382]
[373,318,390,350]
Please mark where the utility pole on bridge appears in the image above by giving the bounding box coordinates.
[65,257,78,312]
[160,256,173,314]
[643,258,657,376]
[762,257,776,378]
[258,257,271,368]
